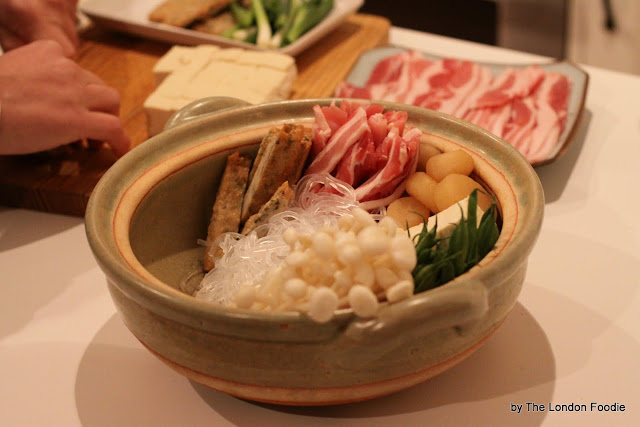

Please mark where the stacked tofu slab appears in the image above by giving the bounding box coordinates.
[145,45,297,136]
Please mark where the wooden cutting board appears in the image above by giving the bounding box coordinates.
[0,14,390,216]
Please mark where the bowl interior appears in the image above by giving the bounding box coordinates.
[130,144,258,292]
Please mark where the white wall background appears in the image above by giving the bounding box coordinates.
[567,0,640,75]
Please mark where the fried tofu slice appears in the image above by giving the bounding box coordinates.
[241,124,312,223]
[203,151,252,271]
[149,0,234,28]
[241,181,295,236]
[284,123,313,185]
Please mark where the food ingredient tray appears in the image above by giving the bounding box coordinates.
[80,0,364,56]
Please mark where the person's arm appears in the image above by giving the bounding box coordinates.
[0,40,130,156]
[0,0,78,57]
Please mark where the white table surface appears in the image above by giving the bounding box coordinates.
[1,27,639,426]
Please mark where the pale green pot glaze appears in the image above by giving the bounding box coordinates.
[85,98,544,405]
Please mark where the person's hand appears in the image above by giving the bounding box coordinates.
[0,40,130,157]
[0,0,78,57]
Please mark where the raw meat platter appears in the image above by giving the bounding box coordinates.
[339,46,589,167]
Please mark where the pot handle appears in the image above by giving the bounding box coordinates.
[164,97,251,131]
[345,279,489,343]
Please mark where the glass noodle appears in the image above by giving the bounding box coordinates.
[195,173,380,305]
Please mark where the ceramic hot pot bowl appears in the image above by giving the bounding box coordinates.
[85,97,544,406]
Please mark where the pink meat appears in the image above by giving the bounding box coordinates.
[366,52,411,85]
[334,131,389,189]
[526,72,571,163]
[368,113,388,146]
[383,110,408,135]
[363,54,442,104]
[334,51,573,165]
[547,72,570,128]
[425,59,460,100]
[417,60,495,117]
[371,51,433,86]
[472,69,515,108]
[338,100,359,116]
[417,60,465,113]
[473,66,545,109]
[364,81,402,101]
[355,127,420,204]
[398,59,449,105]
[358,132,420,211]
[486,104,512,138]
[503,97,536,151]
[464,102,512,138]
[355,128,406,201]
[509,65,546,98]
[449,64,494,118]
[312,105,331,157]
[364,103,385,117]
[402,126,424,141]
[305,107,370,175]
[321,104,349,132]
[306,101,421,210]
[335,131,372,187]
[463,65,546,141]
[334,82,373,99]
[405,60,494,118]
[527,106,560,163]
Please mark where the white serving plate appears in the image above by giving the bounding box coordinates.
[80,0,363,56]
[343,46,589,167]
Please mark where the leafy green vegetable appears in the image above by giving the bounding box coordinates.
[230,2,255,28]
[267,0,295,47]
[221,25,258,43]
[412,190,500,293]
[230,0,333,48]
[264,0,291,29]
[251,0,273,47]
[284,0,334,45]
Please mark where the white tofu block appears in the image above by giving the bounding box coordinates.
[194,44,221,56]
[153,45,222,86]
[152,46,199,86]
[237,51,296,71]
[144,45,297,136]
[210,47,245,61]
[248,66,297,102]
[153,55,212,102]
[143,92,192,137]
[406,196,484,240]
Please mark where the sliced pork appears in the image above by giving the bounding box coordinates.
[502,97,537,151]
[356,127,420,209]
[335,51,572,164]
[366,50,431,85]
[465,103,512,140]
[306,107,369,176]
[472,66,545,109]
[526,72,571,163]
[443,61,494,117]
[305,102,420,210]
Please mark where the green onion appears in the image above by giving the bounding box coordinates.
[251,0,273,47]
[412,189,500,293]
[284,0,334,44]
[230,2,255,28]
